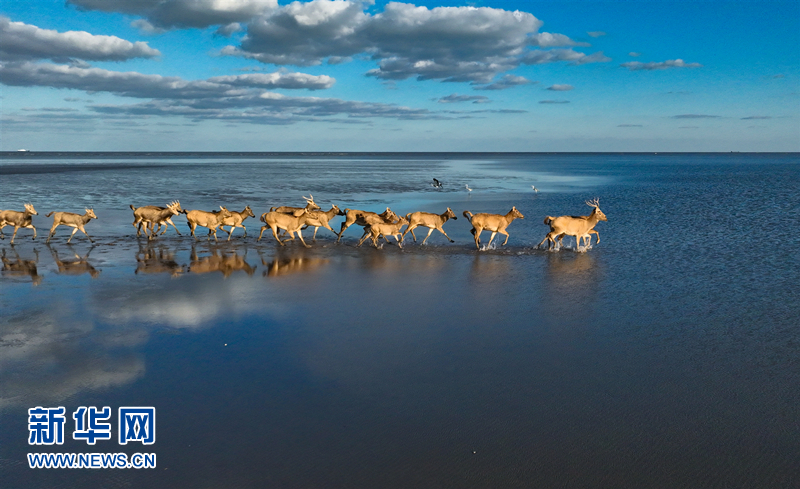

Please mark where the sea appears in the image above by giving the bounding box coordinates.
[1,152,798,488]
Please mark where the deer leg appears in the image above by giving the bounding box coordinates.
[0,224,5,239]
[47,224,59,243]
[394,234,403,249]
[336,221,351,242]
[401,224,416,241]
[295,229,309,248]
[133,219,141,236]
[271,226,285,246]
[241,225,247,238]
[486,231,497,248]
[473,227,482,249]
[28,224,37,240]
[80,226,94,243]
[437,226,454,243]
[500,230,510,246]
[67,227,79,244]
[258,226,267,242]
[421,227,435,245]
[168,219,182,236]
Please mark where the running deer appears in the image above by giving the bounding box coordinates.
[130,201,182,239]
[48,245,100,278]
[357,216,409,249]
[46,208,98,244]
[463,207,525,250]
[218,205,256,241]
[0,203,38,244]
[401,207,458,245]
[258,209,311,247]
[183,206,233,242]
[337,208,399,243]
[537,198,607,251]
[270,195,321,215]
[301,204,345,241]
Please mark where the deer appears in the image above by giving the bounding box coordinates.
[183,206,233,242]
[537,198,607,251]
[48,244,100,278]
[130,201,182,239]
[463,207,525,250]
[270,195,321,215]
[357,216,409,249]
[0,203,38,244]
[300,204,345,241]
[336,207,399,243]
[1,247,42,285]
[258,208,311,247]
[401,207,458,245]
[45,208,98,244]
[217,205,256,241]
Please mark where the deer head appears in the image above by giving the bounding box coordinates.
[586,198,607,221]
[24,203,38,215]
[86,209,98,219]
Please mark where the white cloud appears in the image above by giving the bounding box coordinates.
[621,59,701,71]
[539,100,570,104]
[587,31,606,38]
[225,1,601,83]
[473,74,533,91]
[69,0,278,29]
[0,16,160,62]
[546,84,573,91]
[437,94,490,104]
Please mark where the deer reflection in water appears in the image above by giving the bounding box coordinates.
[1,247,43,285]
[188,245,257,277]
[135,242,185,277]
[48,244,101,278]
[258,249,329,277]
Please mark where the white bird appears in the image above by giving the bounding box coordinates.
[465,184,472,192]
[531,185,539,192]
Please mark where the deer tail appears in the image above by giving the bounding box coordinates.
[462,210,473,222]
[45,211,55,217]
[269,206,277,212]
[129,204,136,211]
[260,213,267,223]
[543,216,554,225]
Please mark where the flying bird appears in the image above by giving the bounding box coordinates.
[465,184,472,192]
[531,185,539,192]
[432,178,443,189]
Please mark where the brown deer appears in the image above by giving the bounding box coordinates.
[401,207,458,245]
[48,245,101,278]
[357,216,409,249]
[270,195,321,215]
[46,209,98,244]
[537,198,607,251]
[301,204,345,241]
[463,207,525,250]
[337,207,399,243]
[183,206,233,242]
[130,201,182,239]
[0,203,38,244]
[1,247,42,285]
[218,205,256,241]
[258,209,311,247]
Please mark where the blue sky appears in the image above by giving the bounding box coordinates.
[1,0,798,151]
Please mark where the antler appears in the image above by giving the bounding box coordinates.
[585,198,601,208]
[302,194,315,203]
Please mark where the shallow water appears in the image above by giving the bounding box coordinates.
[1,153,799,488]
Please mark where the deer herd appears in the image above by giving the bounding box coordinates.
[0,195,608,251]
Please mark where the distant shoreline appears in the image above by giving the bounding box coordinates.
[1,151,797,158]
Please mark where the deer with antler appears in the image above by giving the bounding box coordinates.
[270,195,321,215]
[130,201,183,239]
[0,203,38,244]
[537,198,607,251]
